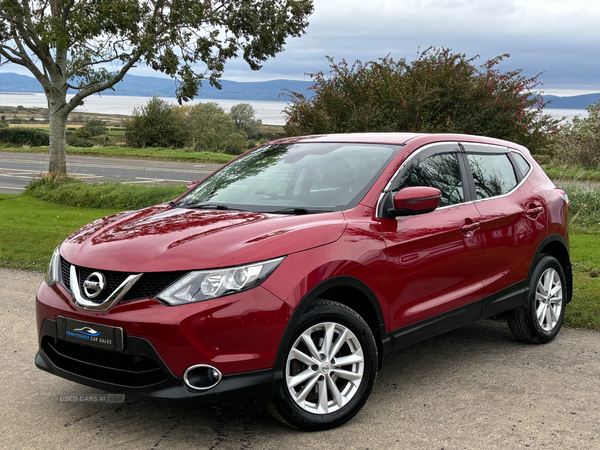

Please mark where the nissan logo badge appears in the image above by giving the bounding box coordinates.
[83,272,106,298]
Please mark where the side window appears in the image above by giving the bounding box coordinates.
[512,152,531,177]
[394,153,465,207]
[467,153,518,199]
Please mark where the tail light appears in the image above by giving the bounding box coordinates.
[556,189,569,210]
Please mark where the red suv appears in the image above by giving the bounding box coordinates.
[36,133,571,430]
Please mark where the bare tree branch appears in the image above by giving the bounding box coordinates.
[65,46,145,114]
[0,40,50,91]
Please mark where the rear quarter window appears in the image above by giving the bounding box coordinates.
[512,152,531,177]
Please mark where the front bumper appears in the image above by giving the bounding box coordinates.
[35,279,292,401]
[36,319,273,402]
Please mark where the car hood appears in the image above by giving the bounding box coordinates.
[60,204,347,272]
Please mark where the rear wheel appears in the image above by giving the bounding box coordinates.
[508,255,566,343]
[267,300,378,430]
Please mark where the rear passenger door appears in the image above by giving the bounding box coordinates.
[461,143,547,316]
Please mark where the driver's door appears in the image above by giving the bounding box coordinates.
[379,143,485,331]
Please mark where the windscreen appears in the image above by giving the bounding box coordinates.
[178,142,400,213]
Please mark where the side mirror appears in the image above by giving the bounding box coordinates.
[186,180,202,191]
[388,186,442,217]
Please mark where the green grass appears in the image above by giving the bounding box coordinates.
[0,143,235,164]
[542,165,600,182]
[0,194,118,271]
[561,184,600,234]
[25,176,186,210]
[565,234,600,331]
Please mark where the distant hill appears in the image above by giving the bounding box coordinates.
[543,93,600,109]
[0,72,44,93]
[1,72,598,108]
[0,72,313,102]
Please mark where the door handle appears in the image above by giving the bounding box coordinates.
[460,221,481,234]
[526,203,544,217]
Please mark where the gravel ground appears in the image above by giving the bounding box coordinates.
[1,268,599,450]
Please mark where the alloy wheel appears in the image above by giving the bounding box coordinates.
[285,322,364,414]
[535,268,563,332]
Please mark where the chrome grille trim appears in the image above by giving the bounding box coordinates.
[69,265,143,311]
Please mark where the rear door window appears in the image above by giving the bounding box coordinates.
[466,153,518,199]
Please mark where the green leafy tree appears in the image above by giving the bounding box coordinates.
[285,48,559,152]
[181,102,248,154]
[0,0,314,175]
[549,101,600,168]
[230,103,262,138]
[66,128,94,147]
[125,95,188,148]
[83,119,108,137]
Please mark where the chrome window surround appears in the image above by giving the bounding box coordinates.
[376,143,534,218]
[69,265,143,311]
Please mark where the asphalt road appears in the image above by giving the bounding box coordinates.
[1,268,599,449]
[0,152,223,194]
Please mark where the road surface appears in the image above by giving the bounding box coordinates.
[0,151,223,194]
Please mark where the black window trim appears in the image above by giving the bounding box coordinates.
[508,150,533,180]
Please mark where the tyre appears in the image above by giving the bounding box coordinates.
[508,255,567,344]
[267,300,378,430]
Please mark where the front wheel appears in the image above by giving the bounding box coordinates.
[266,300,378,430]
[508,255,567,343]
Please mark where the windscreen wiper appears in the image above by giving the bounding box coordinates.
[272,207,333,215]
[178,202,230,210]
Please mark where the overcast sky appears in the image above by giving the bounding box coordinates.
[220,0,600,96]
[2,0,599,96]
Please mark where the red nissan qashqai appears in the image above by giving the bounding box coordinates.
[36,133,571,430]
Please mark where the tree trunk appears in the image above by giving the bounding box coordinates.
[47,90,68,176]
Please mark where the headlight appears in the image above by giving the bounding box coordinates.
[45,246,62,287]
[156,257,285,305]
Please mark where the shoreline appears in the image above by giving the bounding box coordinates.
[0,93,288,125]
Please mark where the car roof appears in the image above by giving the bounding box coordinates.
[271,133,423,145]
[270,133,529,151]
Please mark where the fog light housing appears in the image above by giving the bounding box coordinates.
[183,364,223,391]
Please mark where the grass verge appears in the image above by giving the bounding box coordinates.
[0,194,118,271]
[0,143,235,164]
[561,184,600,234]
[565,234,600,331]
[25,176,186,210]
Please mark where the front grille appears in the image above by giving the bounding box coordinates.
[60,257,186,303]
[41,336,169,387]
[61,257,71,289]
[122,271,186,302]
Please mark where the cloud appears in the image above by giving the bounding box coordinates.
[219,0,600,93]
[2,0,599,93]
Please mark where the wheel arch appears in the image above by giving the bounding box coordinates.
[530,234,572,304]
[271,276,389,396]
